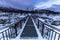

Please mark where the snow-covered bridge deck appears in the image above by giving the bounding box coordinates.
[10,16,47,40]
[0,16,60,40]
[20,17,38,38]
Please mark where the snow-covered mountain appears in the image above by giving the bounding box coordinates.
[45,5,60,12]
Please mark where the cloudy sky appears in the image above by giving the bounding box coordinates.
[0,0,60,9]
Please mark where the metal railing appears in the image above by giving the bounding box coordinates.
[0,16,28,40]
[0,27,10,40]
[37,18,60,40]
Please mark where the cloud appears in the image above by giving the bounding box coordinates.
[0,0,60,9]
[34,0,60,9]
[0,0,15,7]
[0,0,37,9]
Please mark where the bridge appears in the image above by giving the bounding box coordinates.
[0,14,60,40]
[0,7,60,40]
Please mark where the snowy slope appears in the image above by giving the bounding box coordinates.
[45,5,60,12]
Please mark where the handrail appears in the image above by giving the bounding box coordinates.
[0,15,28,40]
[38,18,60,34]
[20,17,29,38]
[37,18,60,40]
[0,27,9,33]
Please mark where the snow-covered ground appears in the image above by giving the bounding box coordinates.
[38,14,60,40]
[0,13,27,29]
[10,17,47,40]
[38,13,60,30]
[0,13,60,40]
[0,13,27,40]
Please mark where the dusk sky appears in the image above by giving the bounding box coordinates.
[0,0,60,9]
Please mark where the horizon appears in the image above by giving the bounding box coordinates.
[0,0,60,10]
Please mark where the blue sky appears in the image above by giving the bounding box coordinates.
[0,0,60,9]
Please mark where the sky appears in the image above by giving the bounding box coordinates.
[0,0,60,9]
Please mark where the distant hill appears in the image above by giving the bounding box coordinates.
[0,7,60,14]
[45,5,60,12]
[0,7,24,13]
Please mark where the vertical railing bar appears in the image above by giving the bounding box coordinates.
[0,16,28,40]
[38,19,60,40]
[8,29,10,38]
[15,24,17,36]
[51,31,53,40]
[38,20,39,28]
[2,32,5,40]
[10,27,12,38]
[58,34,60,40]
[20,21,21,29]
[48,29,51,40]
[54,32,56,40]
[42,23,45,38]
[5,30,8,40]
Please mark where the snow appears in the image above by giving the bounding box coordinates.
[0,13,9,15]
[10,17,29,40]
[16,14,27,18]
[51,16,60,21]
[32,17,47,40]
[0,26,6,30]
[0,13,27,40]
[38,16,60,40]
[38,18,60,33]
[38,18,45,22]
[38,14,60,30]
[0,17,9,19]
[44,25,60,34]
[0,24,10,30]
[0,27,9,40]
[0,13,60,40]
[10,17,47,40]
[0,27,9,33]
[52,25,60,29]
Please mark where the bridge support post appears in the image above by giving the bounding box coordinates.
[15,27,17,36]
[58,34,60,40]
[15,23,18,36]
[41,23,45,38]
[38,20,39,28]
[20,21,22,29]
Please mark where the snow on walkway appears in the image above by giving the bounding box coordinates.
[11,17,47,40]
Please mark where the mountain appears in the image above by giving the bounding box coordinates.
[45,5,60,12]
[0,7,60,14]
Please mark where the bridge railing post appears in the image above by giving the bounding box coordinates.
[0,16,28,40]
[38,18,60,40]
[38,20,39,28]
[0,27,12,40]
